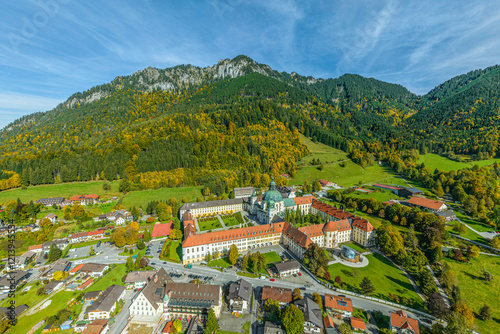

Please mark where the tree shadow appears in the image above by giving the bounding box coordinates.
[385,275,414,292]
[341,269,353,277]
[462,271,481,280]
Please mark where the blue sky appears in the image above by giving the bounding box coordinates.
[1,0,500,129]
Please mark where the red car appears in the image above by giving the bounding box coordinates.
[270,278,275,281]
[298,272,302,276]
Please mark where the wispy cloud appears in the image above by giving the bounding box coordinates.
[0,0,500,128]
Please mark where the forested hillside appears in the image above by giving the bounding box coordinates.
[0,55,499,195]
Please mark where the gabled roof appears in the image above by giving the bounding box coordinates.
[294,196,313,205]
[183,222,285,248]
[282,223,313,250]
[407,196,445,210]
[323,219,351,232]
[351,317,365,330]
[28,244,42,251]
[390,310,419,334]
[294,297,323,328]
[373,183,402,191]
[324,295,353,312]
[299,224,324,237]
[86,285,125,314]
[228,279,252,302]
[273,260,301,273]
[351,218,374,232]
[261,286,292,304]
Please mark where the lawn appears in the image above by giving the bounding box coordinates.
[346,188,404,202]
[72,238,109,249]
[86,264,127,292]
[1,282,47,308]
[297,134,349,165]
[121,186,203,209]
[326,253,423,309]
[263,251,282,264]
[198,218,223,231]
[417,154,500,172]
[208,257,232,268]
[237,271,261,278]
[160,240,182,263]
[8,290,80,334]
[222,215,241,227]
[343,241,368,253]
[443,255,500,334]
[0,180,120,204]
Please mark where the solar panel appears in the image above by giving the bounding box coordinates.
[337,301,347,307]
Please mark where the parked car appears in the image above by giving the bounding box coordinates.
[270,278,275,282]
[298,272,302,276]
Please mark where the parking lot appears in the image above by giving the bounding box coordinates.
[68,240,113,260]
[144,239,164,259]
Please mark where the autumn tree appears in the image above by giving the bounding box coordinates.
[228,244,239,265]
[281,304,305,334]
[312,292,322,309]
[292,288,302,301]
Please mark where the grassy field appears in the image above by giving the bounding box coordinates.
[198,218,223,231]
[0,180,120,204]
[9,290,80,334]
[0,181,202,213]
[443,255,500,334]
[327,253,423,309]
[293,135,403,187]
[346,188,403,202]
[121,186,203,208]
[222,215,241,227]
[86,264,127,292]
[209,256,232,268]
[455,211,495,233]
[417,154,500,172]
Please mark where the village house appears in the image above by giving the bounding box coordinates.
[79,263,109,277]
[44,213,57,224]
[324,295,353,318]
[351,317,366,332]
[436,210,457,222]
[69,194,99,206]
[82,319,109,334]
[273,260,301,277]
[261,286,292,306]
[83,290,102,301]
[86,285,125,320]
[390,310,420,334]
[124,269,172,289]
[407,196,447,212]
[227,279,252,312]
[36,197,65,206]
[294,297,323,334]
[42,259,70,278]
[0,270,29,293]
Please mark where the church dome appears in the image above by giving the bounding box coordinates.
[262,177,283,203]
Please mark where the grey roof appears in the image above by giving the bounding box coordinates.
[180,198,243,211]
[44,280,62,291]
[124,270,157,283]
[234,187,254,196]
[140,268,173,310]
[294,297,323,329]
[86,285,125,314]
[0,270,29,287]
[166,282,221,308]
[437,210,456,218]
[264,322,285,334]
[0,305,27,317]
[402,187,423,194]
[83,290,101,299]
[273,260,301,273]
[227,279,252,302]
[80,263,108,273]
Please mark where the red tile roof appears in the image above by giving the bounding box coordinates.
[390,310,419,334]
[283,223,313,250]
[298,224,324,237]
[407,197,445,211]
[163,320,174,333]
[324,315,335,328]
[351,317,366,330]
[324,295,353,312]
[294,196,314,205]
[323,219,351,232]
[373,183,402,191]
[352,218,374,232]
[151,222,174,238]
[182,222,286,248]
[70,194,99,201]
[70,264,84,273]
[261,286,292,304]
[28,244,42,251]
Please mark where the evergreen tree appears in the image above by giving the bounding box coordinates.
[359,277,375,295]
[479,304,492,321]
[48,243,62,262]
[204,308,218,334]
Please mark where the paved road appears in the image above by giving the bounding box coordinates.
[456,216,494,241]
[110,290,137,334]
[151,249,437,328]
